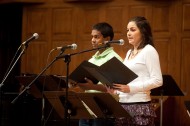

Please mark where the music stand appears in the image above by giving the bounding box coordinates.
[184,101,190,117]
[43,91,131,125]
[151,75,184,126]
[16,75,66,98]
[43,91,93,120]
[77,92,131,118]
[16,75,67,125]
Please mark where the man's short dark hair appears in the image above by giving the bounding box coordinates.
[92,22,114,41]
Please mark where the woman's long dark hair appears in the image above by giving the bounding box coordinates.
[129,16,154,49]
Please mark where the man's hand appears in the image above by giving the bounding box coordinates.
[77,77,94,90]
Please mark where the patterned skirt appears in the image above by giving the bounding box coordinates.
[115,102,156,126]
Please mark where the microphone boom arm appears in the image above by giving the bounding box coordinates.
[57,44,109,59]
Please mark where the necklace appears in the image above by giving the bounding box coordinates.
[130,50,138,58]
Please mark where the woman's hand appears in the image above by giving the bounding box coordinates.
[112,83,130,93]
[105,85,116,94]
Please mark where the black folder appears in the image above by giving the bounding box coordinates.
[69,57,138,86]
[69,60,99,84]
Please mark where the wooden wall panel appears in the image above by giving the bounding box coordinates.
[128,5,152,21]
[24,43,48,73]
[25,9,48,38]
[105,6,123,33]
[180,39,190,125]
[179,2,190,126]
[153,5,170,33]
[50,7,77,75]
[182,4,190,32]
[21,8,50,74]
[52,8,74,40]
[181,38,190,96]
[180,3,190,124]
[76,7,100,42]
[154,38,171,74]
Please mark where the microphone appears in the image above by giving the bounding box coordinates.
[22,33,39,45]
[55,43,77,51]
[104,39,124,45]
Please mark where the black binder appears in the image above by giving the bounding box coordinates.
[69,57,138,87]
[68,60,99,84]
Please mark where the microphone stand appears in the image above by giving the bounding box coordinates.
[56,44,109,126]
[0,45,28,90]
[0,44,28,126]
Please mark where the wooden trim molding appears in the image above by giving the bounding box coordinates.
[64,0,112,2]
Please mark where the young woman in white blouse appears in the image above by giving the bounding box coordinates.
[110,16,163,126]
